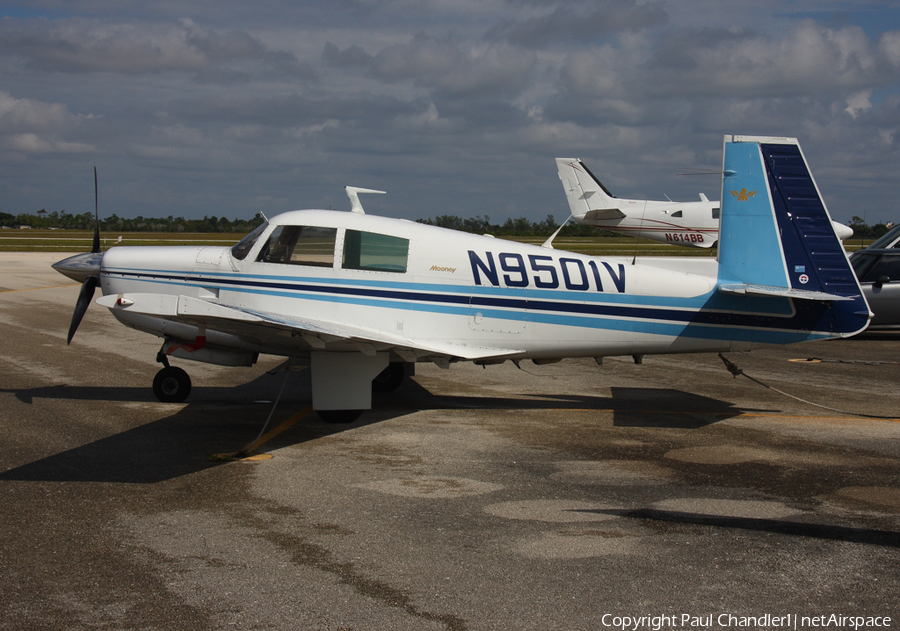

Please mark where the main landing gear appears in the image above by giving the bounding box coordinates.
[148,353,408,413]
[153,351,192,403]
[372,362,406,393]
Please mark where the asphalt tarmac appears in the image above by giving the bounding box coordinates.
[1,252,898,631]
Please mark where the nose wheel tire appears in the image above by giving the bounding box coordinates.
[153,366,192,403]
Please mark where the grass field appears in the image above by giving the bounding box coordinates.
[0,229,871,256]
[0,230,243,252]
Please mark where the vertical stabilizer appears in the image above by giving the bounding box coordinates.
[555,158,623,220]
[717,135,869,336]
[717,137,790,287]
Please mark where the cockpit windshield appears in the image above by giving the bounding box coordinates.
[231,222,268,260]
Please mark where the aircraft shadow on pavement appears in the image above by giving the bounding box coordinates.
[575,508,900,548]
[1,373,753,485]
[388,382,759,429]
[0,369,333,485]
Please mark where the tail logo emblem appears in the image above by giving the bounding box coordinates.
[729,188,757,201]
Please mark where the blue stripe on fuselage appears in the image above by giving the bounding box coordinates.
[102,265,833,343]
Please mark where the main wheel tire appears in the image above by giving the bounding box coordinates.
[152,366,192,403]
[317,409,363,424]
[372,363,405,393]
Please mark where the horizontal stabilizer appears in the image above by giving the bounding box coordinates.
[717,284,855,302]
[583,208,627,221]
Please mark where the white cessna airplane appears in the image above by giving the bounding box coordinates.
[53,136,870,423]
[556,157,854,248]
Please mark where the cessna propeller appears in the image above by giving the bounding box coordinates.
[52,167,104,343]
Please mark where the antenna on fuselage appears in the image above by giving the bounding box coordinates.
[345,186,386,214]
[541,214,573,249]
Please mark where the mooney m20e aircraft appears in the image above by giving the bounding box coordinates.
[53,136,870,423]
[555,157,854,248]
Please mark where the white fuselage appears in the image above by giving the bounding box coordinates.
[96,209,834,367]
[576,197,720,247]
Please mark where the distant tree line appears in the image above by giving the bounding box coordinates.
[847,216,895,240]
[419,214,898,239]
[2,209,600,236]
[415,214,608,237]
[0,210,265,233]
[2,209,893,240]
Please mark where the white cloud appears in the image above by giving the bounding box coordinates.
[0,92,95,156]
[0,18,314,80]
[846,90,874,118]
[370,35,538,98]
[0,2,898,224]
[0,91,81,131]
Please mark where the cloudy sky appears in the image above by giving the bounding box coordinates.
[2,1,900,227]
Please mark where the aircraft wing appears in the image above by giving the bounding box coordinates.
[583,208,627,221]
[96,293,524,362]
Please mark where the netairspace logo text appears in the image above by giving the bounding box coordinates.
[600,613,892,631]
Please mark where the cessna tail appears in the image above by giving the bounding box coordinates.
[556,157,853,248]
[53,136,869,422]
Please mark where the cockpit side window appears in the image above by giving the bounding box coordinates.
[257,226,337,267]
[231,222,268,260]
[342,230,409,273]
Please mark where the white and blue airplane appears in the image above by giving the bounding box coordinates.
[555,157,854,247]
[53,136,870,423]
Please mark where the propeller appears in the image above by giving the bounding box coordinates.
[53,167,104,344]
[67,275,99,344]
[92,166,100,254]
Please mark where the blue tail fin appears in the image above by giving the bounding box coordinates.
[717,135,870,337]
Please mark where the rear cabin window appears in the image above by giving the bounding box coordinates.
[256,226,337,267]
[342,230,409,273]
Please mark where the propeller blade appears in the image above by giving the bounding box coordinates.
[91,166,100,254]
[67,276,99,344]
